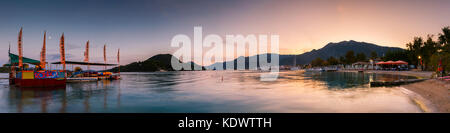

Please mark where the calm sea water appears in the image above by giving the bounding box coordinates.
[0,71,423,113]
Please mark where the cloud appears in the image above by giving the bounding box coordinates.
[47,53,75,60]
[66,43,82,50]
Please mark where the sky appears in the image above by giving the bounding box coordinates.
[1,0,449,66]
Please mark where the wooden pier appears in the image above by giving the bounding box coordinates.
[370,79,427,87]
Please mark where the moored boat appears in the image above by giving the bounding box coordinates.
[8,29,67,88]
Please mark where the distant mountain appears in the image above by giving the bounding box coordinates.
[207,40,404,69]
[110,54,203,72]
[281,40,403,65]
[0,66,10,73]
[113,40,404,72]
[207,53,280,70]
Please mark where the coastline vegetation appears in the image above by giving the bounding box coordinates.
[310,26,450,76]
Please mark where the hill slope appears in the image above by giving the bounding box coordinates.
[110,54,203,72]
[281,40,403,65]
[207,40,404,69]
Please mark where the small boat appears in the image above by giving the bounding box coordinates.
[67,77,98,82]
[305,68,325,72]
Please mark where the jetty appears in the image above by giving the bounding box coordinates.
[370,79,427,87]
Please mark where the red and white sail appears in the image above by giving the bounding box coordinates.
[60,33,66,71]
[40,31,46,69]
[84,41,89,70]
[104,44,107,70]
[18,28,23,69]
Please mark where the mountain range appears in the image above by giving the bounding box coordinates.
[111,40,404,72]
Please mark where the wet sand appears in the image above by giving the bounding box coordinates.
[341,70,449,112]
[401,79,450,112]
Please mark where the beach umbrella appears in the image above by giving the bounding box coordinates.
[375,61,385,65]
[385,61,394,64]
[393,60,408,65]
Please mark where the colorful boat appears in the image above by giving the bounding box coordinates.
[8,28,67,88]
[13,70,66,87]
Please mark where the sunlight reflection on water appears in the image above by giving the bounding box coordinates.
[0,71,422,113]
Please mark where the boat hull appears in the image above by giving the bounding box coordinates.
[14,78,66,88]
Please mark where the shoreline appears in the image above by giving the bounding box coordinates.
[339,70,449,112]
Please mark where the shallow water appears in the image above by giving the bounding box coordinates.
[0,71,423,113]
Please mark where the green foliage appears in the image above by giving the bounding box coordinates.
[339,56,345,64]
[370,51,378,59]
[383,50,410,63]
[311,57,325,67]
[326,56,339,66]
[403,26,450,73]
[438,26,450,53]
[344,50,356,64]
[109,54,202,72]
[430,52,450,75]
[356,53,366,62]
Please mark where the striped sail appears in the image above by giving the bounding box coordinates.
[104,44,106,70]
[40,31,46,69]
[18,28,23,69]
[60,33,66,71]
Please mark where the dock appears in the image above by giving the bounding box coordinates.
[370,79,427,87]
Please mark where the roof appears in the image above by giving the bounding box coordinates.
[5,53,41,66]
[376,60,408,65]
[51,61,118,66]
[352,61,371,65]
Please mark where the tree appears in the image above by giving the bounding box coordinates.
[356,53,366,62]
[344,50,356,64]
[438,26,450,53]
[326,56,339,66]
[311,57,325,67]
[406,37,424,68]
[370,51,378,59]
[384,50,409,62]
[422,35,439,70]
[436,26,450,74]
[339,56,345,64]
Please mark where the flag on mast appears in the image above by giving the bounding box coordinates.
[84,41,89,70]
[40,31,46,69]
[60,33,66,72]
[18,27,23,69]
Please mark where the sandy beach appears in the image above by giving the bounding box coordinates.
[401,79,450,112]
[342,70,449,112]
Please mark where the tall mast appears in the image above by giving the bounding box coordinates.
[84,40,89,70]
[104,44,106,70]
[40,31,46,69]
[18,27,23,70]
[60,33,66,74]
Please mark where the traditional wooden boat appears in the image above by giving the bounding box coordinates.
[8,29,67,88]
[51,61,120,82]
[13,70,66,87]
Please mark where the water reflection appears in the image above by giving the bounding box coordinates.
[301,71,416,89]
[0,71,423,113]
[8,86,66,113]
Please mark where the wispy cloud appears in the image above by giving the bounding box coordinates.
[47,53,74,60]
